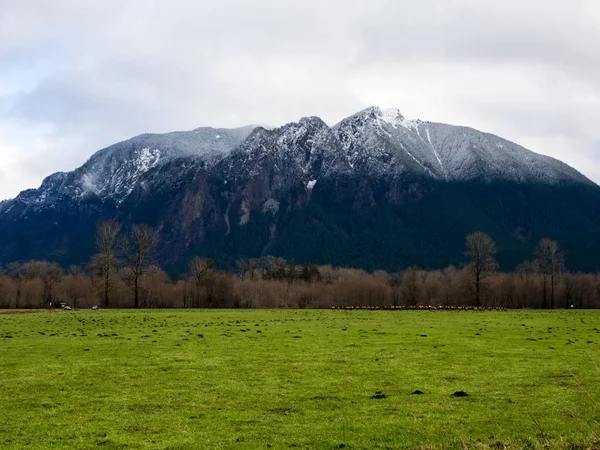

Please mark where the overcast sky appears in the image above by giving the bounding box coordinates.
[1,0,599,200]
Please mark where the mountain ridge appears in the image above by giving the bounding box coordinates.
[3,106,594,207]
[0,106,598,272]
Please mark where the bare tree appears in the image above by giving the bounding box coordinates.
[535,238,565,309]
[236,258,248,281]
[401,266,420,306]
[20,261,63,307]
[286,260,297,283]
[465,232,498,307]
[516,260,536,279]
[119,224,158,308]
[515,260,537,308]
[248,258,259,281]
[60,265,90,309]
[441,265,458,307]
[93,221,121,308]
[262,256,280,280]
[276,258,287,280]
[563,273,576,309]
[7,263,23,308]
[189,257,213,284]
[498,274,517,308]
[188,257,214,307]
[0,269,9,309]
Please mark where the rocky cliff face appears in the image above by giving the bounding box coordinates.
[1,107,598,272]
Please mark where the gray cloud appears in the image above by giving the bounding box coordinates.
[1,0,600,199]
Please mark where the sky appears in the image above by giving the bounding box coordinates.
[1,0,600,200]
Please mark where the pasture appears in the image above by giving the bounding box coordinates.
[1,309,600,449]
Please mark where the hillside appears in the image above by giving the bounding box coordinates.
[1,107,598,272]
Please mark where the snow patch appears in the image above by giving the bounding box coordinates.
[376,107,414,130]
[379,108,403,127]
[425,128,447,180]
[137,148,161,172]
[307,180,317,190]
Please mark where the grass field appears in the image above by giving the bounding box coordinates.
[2,309,600,449]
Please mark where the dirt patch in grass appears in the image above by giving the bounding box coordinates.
[371,391,387,399]
[452,391,470,397]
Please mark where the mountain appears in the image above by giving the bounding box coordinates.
[334,108,588,184]
[1,107,599,273]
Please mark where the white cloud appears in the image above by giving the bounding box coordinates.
[1,0,600,199]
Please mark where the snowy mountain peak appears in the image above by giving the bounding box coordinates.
[331,108,593,184]
[298,116,328,128]
[2,107,600,274]
[2,107,594,217]
[377,107,407,126]
[347,106,413,129]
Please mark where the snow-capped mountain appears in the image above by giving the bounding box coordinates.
[0,107,598,271]
[333,107,589,184]
[9,126,255,210]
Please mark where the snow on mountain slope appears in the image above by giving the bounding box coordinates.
[334,106,442,178]
[225,116,351,187]
[12,172,70,208]
[73,125,256,200]
[2,107,594,218]
[6,126,256,211]
[334,106,592,185]
[415,121,589,184]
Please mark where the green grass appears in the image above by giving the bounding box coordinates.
[2,309,600,449]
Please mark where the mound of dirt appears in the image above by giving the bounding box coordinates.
[371,391,387,399]
[452,391,469,397]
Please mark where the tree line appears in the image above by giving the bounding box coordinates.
[0,222,597,310]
